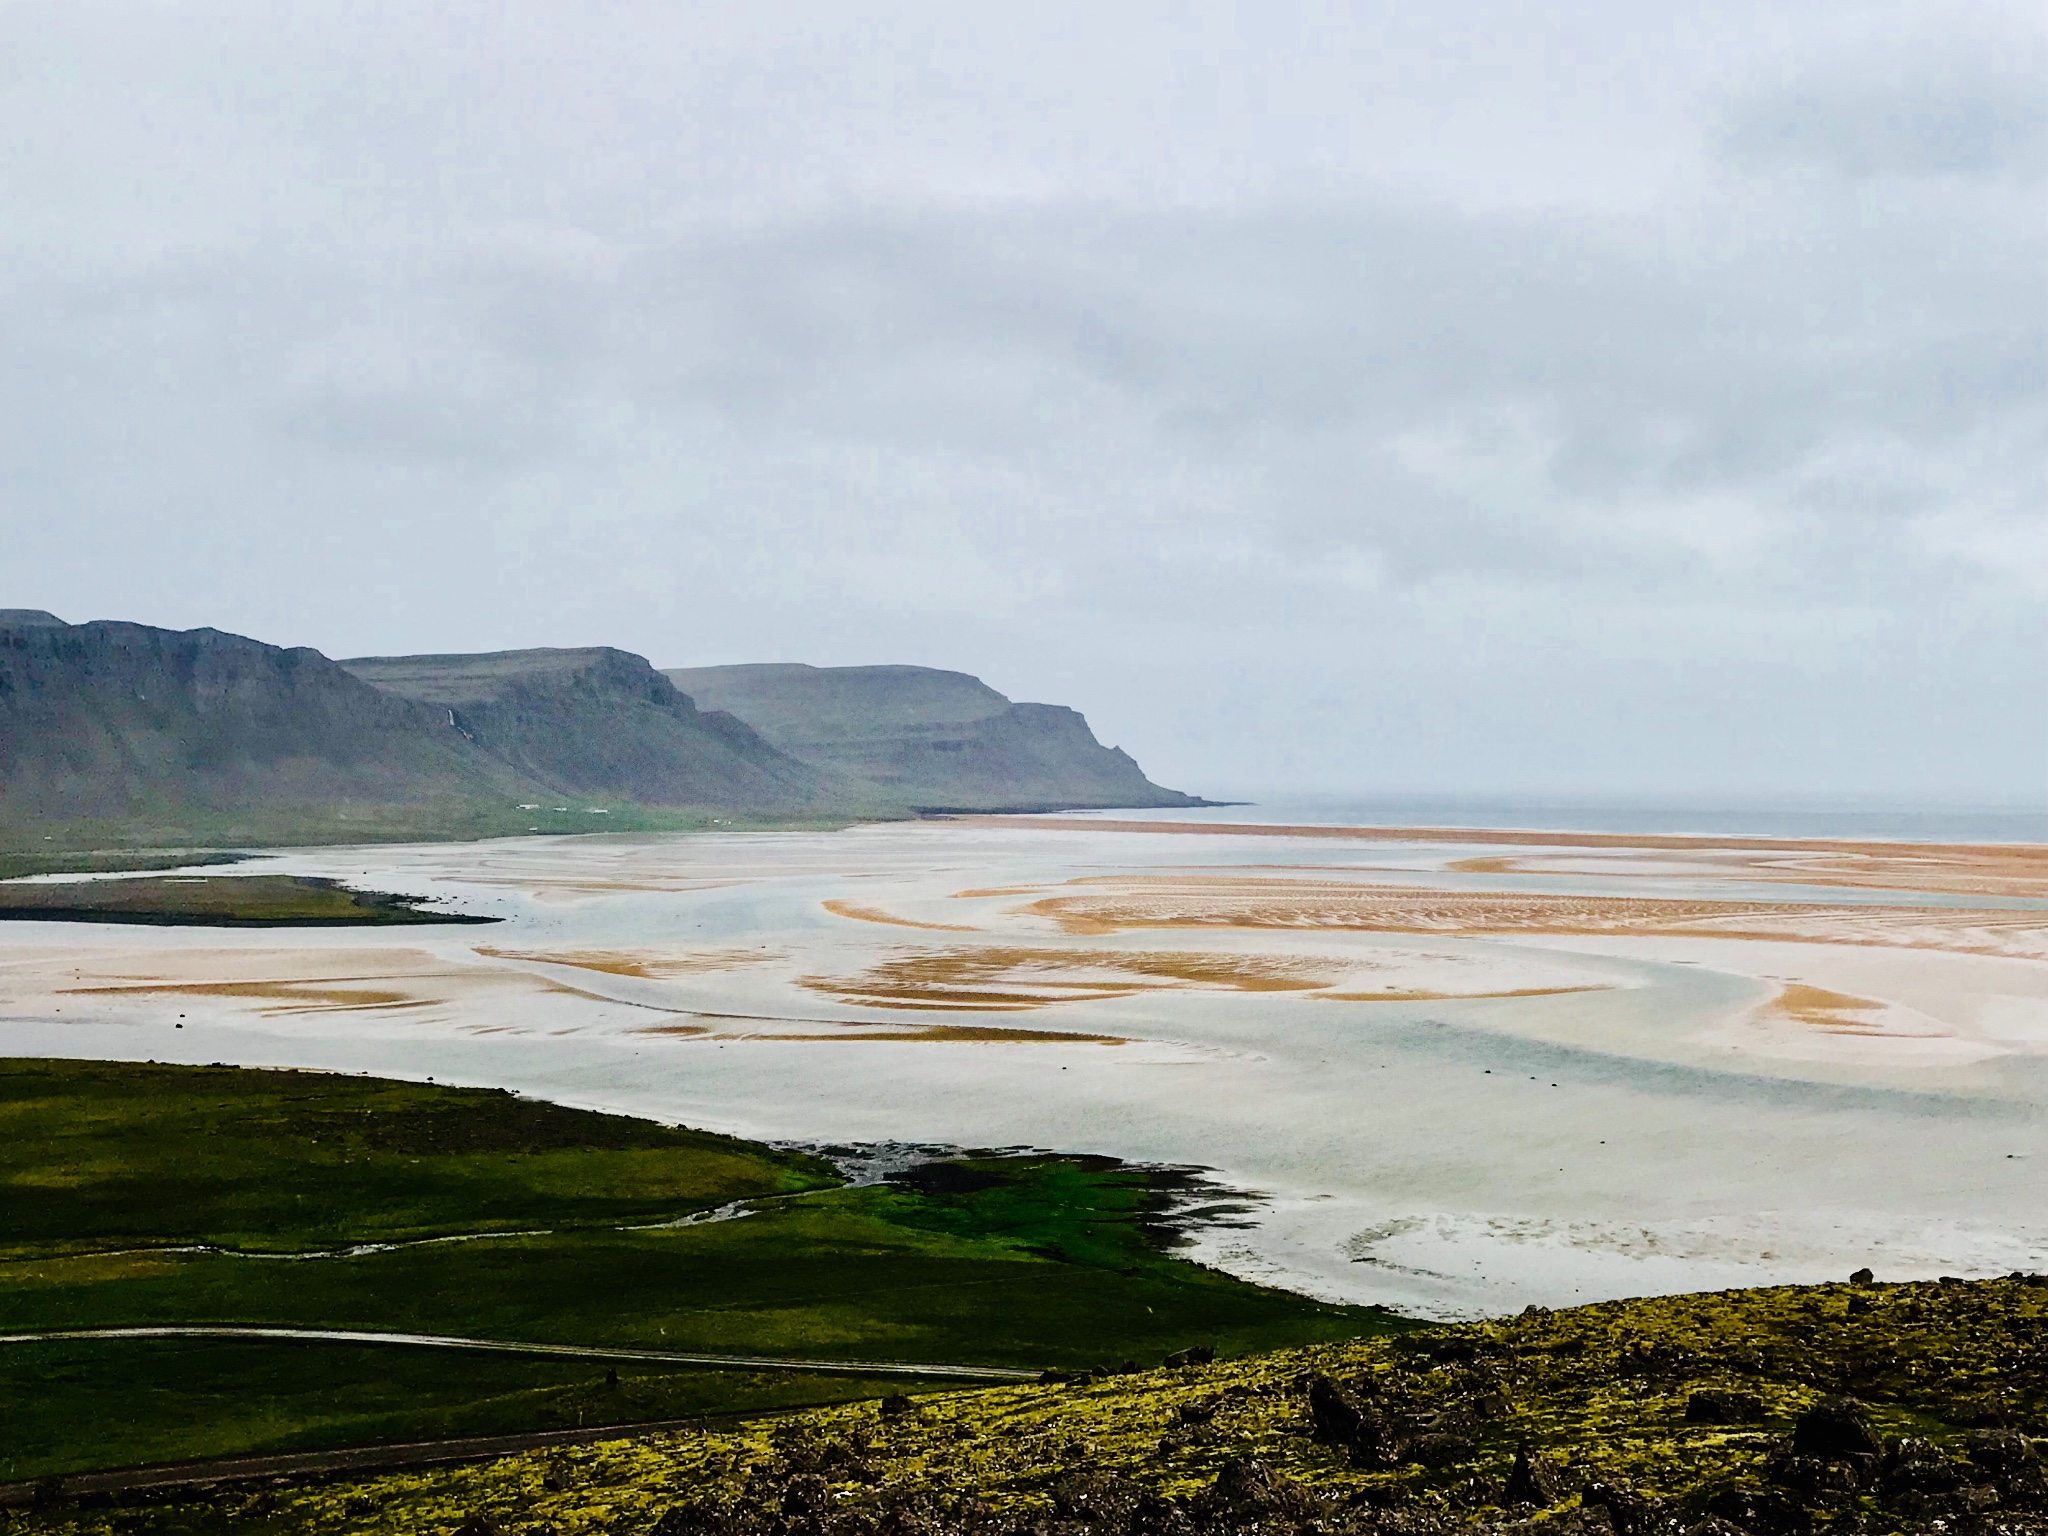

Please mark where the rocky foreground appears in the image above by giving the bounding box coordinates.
[17,1275,2048,1535]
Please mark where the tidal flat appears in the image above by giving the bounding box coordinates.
[1,817,2042,1317]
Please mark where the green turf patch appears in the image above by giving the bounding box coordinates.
[0,874,492,928]
[0,1059,837,1255]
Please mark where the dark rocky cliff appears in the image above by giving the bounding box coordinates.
[0,615,539,830]
[662,662,1205,812]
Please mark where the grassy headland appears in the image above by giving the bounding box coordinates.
[0,1062,1397,1481]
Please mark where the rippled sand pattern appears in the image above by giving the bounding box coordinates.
[58,979,430,1016]
[821,900,979,932]
[473,947,786,978]
[1769,983,1890,1035]
[800,946,1343,1011]
[1022,876,2048,958]
[1316,985,1609,1002]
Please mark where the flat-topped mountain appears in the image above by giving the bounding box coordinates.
[663,662,1204,812]
[0,614,540,839]
[0,614,1204,848]
[340,648,831,811]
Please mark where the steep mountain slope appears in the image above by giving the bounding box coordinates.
[0,615,541,838]
[339,648,836,811]
[662,663,1204,812]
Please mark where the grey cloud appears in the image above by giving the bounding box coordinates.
[1719,47,2048,180]
[1,0,2041,797]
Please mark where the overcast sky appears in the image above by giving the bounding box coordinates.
[3,0,2042,800]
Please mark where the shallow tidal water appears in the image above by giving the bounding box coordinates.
[2,816,2043,1318]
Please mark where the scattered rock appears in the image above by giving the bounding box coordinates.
[1404,1432,1478,1468]
[1880,1436,1967,1496]
[1050,1470,1144,1528]
[1702,1484,1811,1535]
[1193,1458,1324,1523]
[1164,1346,1215,1369]
[1849,1268,1874,1286]
[880,1393,914,1418]
[647,1501,723,1536]
[1944,1394,2010,1427]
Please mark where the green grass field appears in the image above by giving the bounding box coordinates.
[0,1060,836,1255]
[0,801,910,872]
[0,1061,1404,1480]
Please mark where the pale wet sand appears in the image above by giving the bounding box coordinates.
[1,816,2042,1316]
[968,816,2048,900]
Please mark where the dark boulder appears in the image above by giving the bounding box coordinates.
[1581,1480,1659,1536]
[1849,1268,1874,1286]
[780,1475,834,1521]
[1164,1346,1215,1368]
[1193,1459,1324,1524]
[1967,1428,2039,1479]
[1502,1443,1564,1506]
[1306,1374,1368,1446]
[880,1393,915,1418]
[1789,1397,1883,1461]
[1686,1389,1765,1425]
[1300,1372,1401,1469]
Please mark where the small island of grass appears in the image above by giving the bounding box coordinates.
[0,874,493,927]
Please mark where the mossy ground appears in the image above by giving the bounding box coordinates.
[16,1274,2037,1534]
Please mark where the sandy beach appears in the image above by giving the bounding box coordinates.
[2,816,2042,1316]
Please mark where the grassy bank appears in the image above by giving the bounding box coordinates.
[0,1062,1399,1480]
